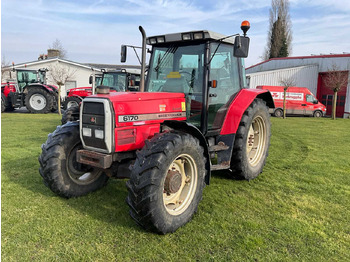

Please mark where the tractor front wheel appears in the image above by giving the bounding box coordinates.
[38,122,109,198]
[25,87,53,113]
[126,132,206,234]
[231,98,271,180]
[61,105,80,125]
[63,96,82,110]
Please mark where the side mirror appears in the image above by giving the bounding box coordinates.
[89,75,93,84]
[121,45,127,63]
[234,36,250,58]
[313,99,318,104]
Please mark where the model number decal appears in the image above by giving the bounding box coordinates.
[118,112,186,123]
[121,115,139,122]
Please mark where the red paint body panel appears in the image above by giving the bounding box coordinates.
[1,82,17,97]
[68,87,93,98]
[220,89,270,135]
[91,92,187,152]
[257,86,326,116]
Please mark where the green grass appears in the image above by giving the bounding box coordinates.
[2,113,350,261]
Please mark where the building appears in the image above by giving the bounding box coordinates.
[246,54,350,118]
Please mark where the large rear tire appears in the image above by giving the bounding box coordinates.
[126,132,206,234]
[61,105,80,125]
[38,122,109,198]
[230,98,271,180]
[25,87,53,113]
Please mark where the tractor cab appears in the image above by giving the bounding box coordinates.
[15,68,47,92]
[119,23,251,135]
[99,69,141,92]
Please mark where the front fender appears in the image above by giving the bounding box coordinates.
[220,89,274,135]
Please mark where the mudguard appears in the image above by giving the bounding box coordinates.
[220,89,274,135]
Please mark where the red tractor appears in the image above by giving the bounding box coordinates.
[63,68,141,109]
[39,22,274,234]
[1,68,58,113]
[61,69,141,124]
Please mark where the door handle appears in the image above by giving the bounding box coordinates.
[209,93,217,97]
[301,104,307,106]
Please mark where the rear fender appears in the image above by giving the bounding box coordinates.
[162,120,211,185]
[24,84,57,94]
[220,89,274,135]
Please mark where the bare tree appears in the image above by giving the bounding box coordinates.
[1,55,11,80]
[264,0,292,60]
[49,63,76,115]
[50,39,68,59]
[280,77,296,119]
[322,64,349,120]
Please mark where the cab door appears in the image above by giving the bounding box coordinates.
[208,43,241,130]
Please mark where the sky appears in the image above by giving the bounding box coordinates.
[1,0,350,68]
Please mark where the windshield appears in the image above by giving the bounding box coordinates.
[146,44,205,94]
[146,43,205,127]
[101,72,127,91]
[17,70,39,91]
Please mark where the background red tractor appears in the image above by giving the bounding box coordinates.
[61,68,141,124]
[39,22,274,234]
[1,68,59,113]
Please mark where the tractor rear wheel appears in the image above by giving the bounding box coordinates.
[25,87,53,113]
[126,132,206,234]
[63,96,82,110]
[61,105,80,125]
[231,98,271,180]
[38,122,109,198]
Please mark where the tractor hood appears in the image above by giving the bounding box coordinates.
[91,91,185,103]
[86,91,187,128]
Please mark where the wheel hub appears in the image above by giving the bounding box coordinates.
[164,170,182,194]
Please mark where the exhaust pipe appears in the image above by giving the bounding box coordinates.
[139,26,146,92]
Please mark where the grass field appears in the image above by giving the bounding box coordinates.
[1,113,350,261]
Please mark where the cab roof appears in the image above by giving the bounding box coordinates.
[147,30,236,45]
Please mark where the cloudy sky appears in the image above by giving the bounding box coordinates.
[1,0,350,67]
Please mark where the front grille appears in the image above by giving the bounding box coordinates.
[80,98,114,153]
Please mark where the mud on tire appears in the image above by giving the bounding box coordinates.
[126,132,206,234]
[38,121,109,198]
[231,98,271,180]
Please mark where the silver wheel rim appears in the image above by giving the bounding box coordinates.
[246,115,267,167]
[163,154,198,215]
[29,94,47,111]
[67,100,79,108]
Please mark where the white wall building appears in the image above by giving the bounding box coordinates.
[3,58,101,98]
[246,54,350,118]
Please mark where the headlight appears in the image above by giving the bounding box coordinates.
[83,127,92,137]
[95,129,104,139]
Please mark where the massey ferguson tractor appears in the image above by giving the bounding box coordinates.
[1,68,59,113]
[61,68,141,124]
[39,21,274,234]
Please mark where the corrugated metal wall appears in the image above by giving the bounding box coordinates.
[247,65,319,95]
